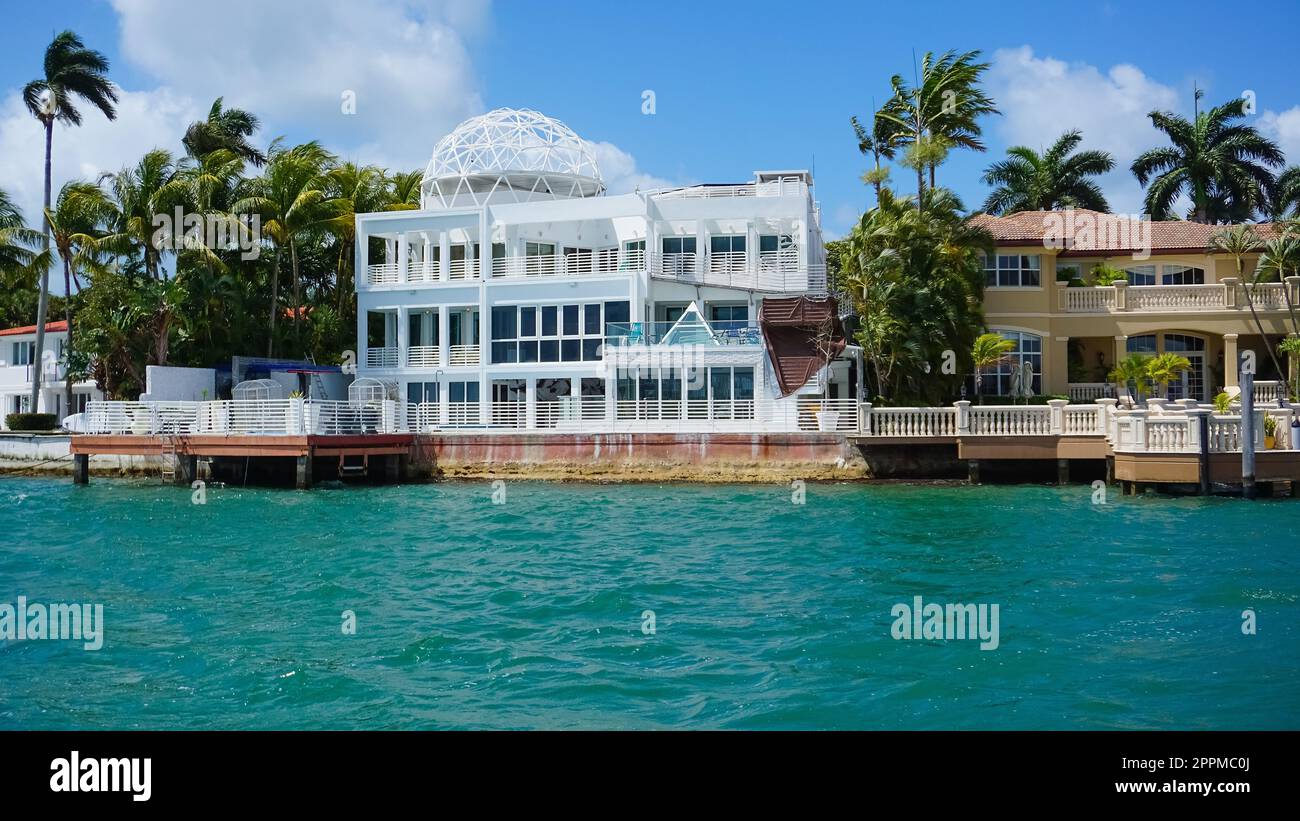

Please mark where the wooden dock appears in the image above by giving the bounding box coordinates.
[69,434,418,488]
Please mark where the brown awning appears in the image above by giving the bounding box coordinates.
[759,296,847,398]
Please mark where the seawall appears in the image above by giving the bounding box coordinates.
[420,432,867,482]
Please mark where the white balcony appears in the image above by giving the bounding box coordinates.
[1060,281,1294,313]
[448,344,480,366]
[652,252,826,294]
[491,249,645,279]
[407,346,441,368]
[366,347,398,368]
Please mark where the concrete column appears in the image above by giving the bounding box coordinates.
[967,459,981,484]
[73,453,89,484]
[438,305,450,368]
[397,233,408,283]
[296,454,313,490]
[1057,459,1070,485]
[439,231,450,281]
[695,222,707,280]
[1047,398,1068,434]
[605,372,617,425]
[1049,336,1070,397]
[1113,280,1128,310]
[525,378,537,429]
[954,400,971,435]
[1223,277,1239,308]
[1096,397,1118,439]
[1114,335,1129,368]
[1224,333,1239,390]
[479,374,492,427]
[396,306,409,368]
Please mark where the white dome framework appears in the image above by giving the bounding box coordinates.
[422,108,604,208]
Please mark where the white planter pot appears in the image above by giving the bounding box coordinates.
[815,410,840,432]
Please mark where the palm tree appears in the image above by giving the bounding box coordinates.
[22,30,118,411]
[971,332,1016,401]
[97,149,188,280]
[1258,227,1300,334]
[852,111,906,201]
[1264,166,1300,220]
[233,141,333,356]
[1131,90,1282,222]
[36,181,112,414]
[877,50,999,202]
[981,130,1114,215]
[388,170,423,210]
[1146,352,1192,398]
[321,163,390,314]
[0,188,39,275]
[183,98,266,166]
[1109,353,1152,402]
[843,186,993,403]
[1210,224,1287,380]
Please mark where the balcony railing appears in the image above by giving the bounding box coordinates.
[492,249,646,279]
[366,347,398,368]
[1060,281,1295,313]
[407,346,441,368]
[605,320,762,347]
[650,177,808,199]
[448,344,480,366]
[652,252,826,294]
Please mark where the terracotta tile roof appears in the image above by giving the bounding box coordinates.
[0,320,68,337]
[971,210,1281,256]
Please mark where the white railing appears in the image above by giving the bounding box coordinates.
[407,346,441,368]
[650,178,807,199]
[366,262,399,285]
[653,253,827,294]
[448,344,479,366]
[366,347,398,368]
[1128,284,1226,311]
[1061,287,1117,312]
[84,399,405,436]
[708,251,747,276]
[966,405,1053,436]
[491,250,645,279]
[866,406,957,437]
[1111,408,1296,453]
[1068,383,1111,402]
[796,398,860,432]
[406,260,438,282]
[448,259,478,280]
[84,401,201,435]
[1248,282,1289,311]
[659,252,696,277]
[1254,380,1283,403]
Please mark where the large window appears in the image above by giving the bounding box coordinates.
[406,382,439,404]
[11,341,34,366]
[710,304,748,324]
[983,254,1041,287]
[1125,265,1156,286]
[710,235,746,255]
[662,237,696,255]
[491,300,622,364]
[986,330,1042,396]
[1161,265,1205,285]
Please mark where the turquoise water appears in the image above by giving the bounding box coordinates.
[0,476,1297,730]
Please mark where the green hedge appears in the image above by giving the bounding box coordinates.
[4,413,58,431]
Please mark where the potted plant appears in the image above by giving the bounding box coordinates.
[1212,392,1232,414]
[1091,264,1128,286]
[1264,415,1277,450]
[811,313,841,431]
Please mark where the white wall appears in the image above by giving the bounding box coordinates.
[143,365,216,401]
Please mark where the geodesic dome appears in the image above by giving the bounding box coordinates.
[232,379,285,402]
[348,378,398,403]
[422,108,604,207]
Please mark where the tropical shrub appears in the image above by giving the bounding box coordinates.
[5,413,58,431]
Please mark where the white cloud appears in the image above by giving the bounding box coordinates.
[110,0,489,169]
[589,141,684,195]
[0,87,202,226]
[1259,106,1300,167]
[986,46,1181,215]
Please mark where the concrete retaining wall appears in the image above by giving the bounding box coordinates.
[418,432,866,481]
[0,433,155,474]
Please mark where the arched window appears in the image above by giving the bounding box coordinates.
[1161,265,1205,285]
[987,330,1042,396]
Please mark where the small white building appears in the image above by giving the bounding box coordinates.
[354,108,855,432]
[0,320,103,428]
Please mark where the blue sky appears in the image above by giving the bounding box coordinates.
[3,0,1299,244]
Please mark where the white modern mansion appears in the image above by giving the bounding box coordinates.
[0,320,103,429]
[353,108,855,432]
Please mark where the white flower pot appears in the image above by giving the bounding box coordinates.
[815,410,840,432]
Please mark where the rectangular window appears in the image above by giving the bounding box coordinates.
[604,300,630,324]
[759,234,794,253]
[406,382,439,404]
[985,254,1041,287]
[734,367,754,400]
[520,306,537,337]
[541,305,558,337]
[449,381,479,403]
[710,305,748,323]
[491,307,516,340]
[662,236,697,254]
[710,235,746,254]
[584,304,601,335]
[562,304,580,336]
[710,368,732,400]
